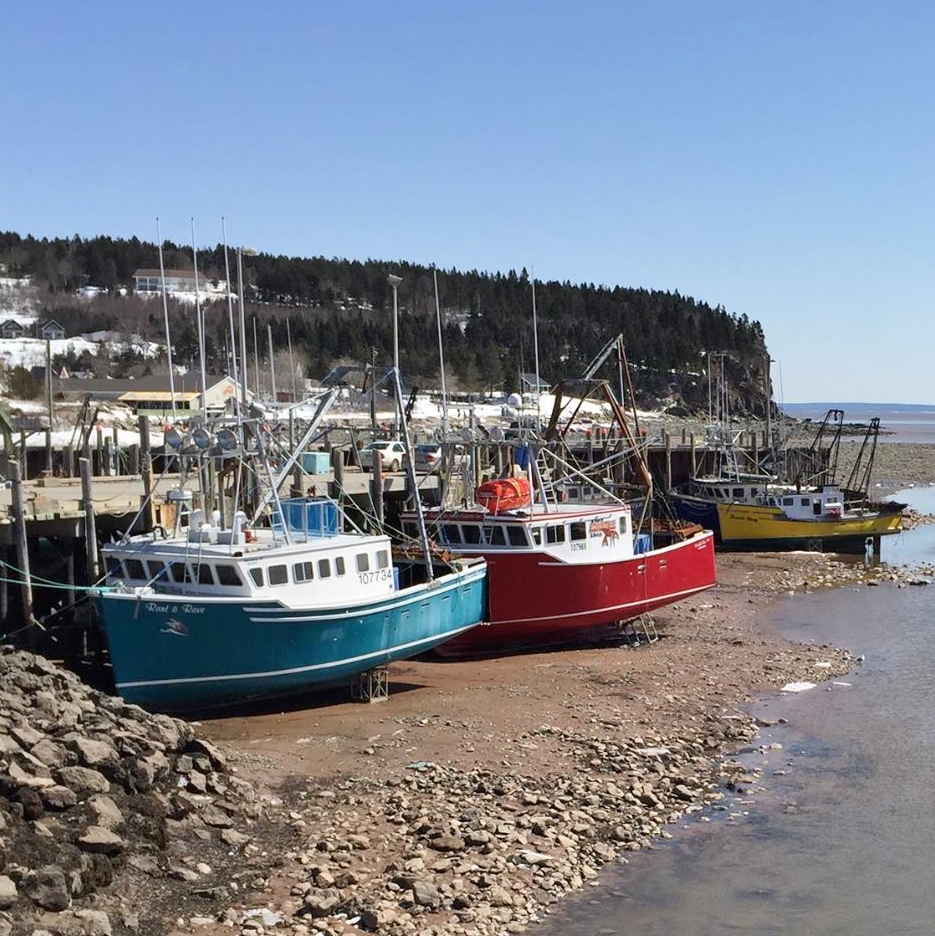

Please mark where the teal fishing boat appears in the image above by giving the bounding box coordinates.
[94,378,486,712]
[97,498,486,711]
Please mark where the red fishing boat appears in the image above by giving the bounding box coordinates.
[401,493,715,657]
[399,338,716,657]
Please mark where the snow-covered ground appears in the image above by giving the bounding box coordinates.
[0,276,163,368]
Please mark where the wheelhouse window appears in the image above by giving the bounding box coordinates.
[507,526,528,546]
[170,561,191,583]
[249,567,264,587]
[356,553,370,573]
[462,525,481,545]
[570,522,587,541]
[782,497,794,507]
[488,526,506,546]
[377,550,390,569]
[335,556,346,576]
[197,564,214,585]
[442,524,462,544]
[105,556,121,576]
[145,560,166,582]
[216,564,242,586]
[125,559,146,580]
[546,524,565,544]
[733,488,745,498]
[531,527,542,545]
[268,564,288,586]
[294,561,315,583]
[318,559,332,578]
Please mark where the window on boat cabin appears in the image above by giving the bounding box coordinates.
[800,498,809,507]
[531,526,542,545]
[462,525,482,545]
[507,525,528,546]
[318,558,332,578]
[105,556,121,577]
[249,567,264,587]
[197,563,214,585]
[169,561,193,584]
[268,564,288,586]
[125,559,146,581]
[782,497,794,507]
[619,516,628,535]
[570,522,587,541]
[813,500,823,516]
[356,553,370,573]
[488,526,506,546]
[567,486,579,499]
[335,556,346,576]
[442,524,462,544]
[546,524,565,544]
[293,561,315,582]
[145,560,167,582]
[215,564,242,586]
[377,550,390,569]
[733,488,745,498]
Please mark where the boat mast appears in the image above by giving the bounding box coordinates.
[267,322,277,404]
[531,274,541,421]
[433,268,449,437]
[190,218,208,424]
[221,217,240,405]
[156,217,177,422]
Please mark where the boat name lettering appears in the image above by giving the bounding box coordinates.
[358,569,392,585]
[145,602,205,615]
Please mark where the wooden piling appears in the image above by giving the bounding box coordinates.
[9,461,34,626]
[79,457,100,583]
[329,448,344,502]
[139,416,154,530]
[369,463,384,531]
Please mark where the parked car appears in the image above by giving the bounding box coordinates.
[359,440,407,472]
[404,443,472,473]
[404,443,443,472]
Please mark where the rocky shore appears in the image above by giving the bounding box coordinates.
[1,444,933,936]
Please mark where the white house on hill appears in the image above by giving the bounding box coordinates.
[133,269,228,295]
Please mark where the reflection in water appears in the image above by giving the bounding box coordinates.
[532,504,935,936]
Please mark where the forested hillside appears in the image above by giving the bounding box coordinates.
[0,231,771,414]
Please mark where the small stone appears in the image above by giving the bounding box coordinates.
[77,825,127,856]
[0,875,17,910]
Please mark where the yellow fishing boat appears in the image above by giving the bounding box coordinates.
[716,485,903,554]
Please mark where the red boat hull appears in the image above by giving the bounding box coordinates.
[434,530,716,658]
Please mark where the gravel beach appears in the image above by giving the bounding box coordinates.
[0,439,932,936]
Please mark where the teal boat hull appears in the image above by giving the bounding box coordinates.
[97,565,486,711]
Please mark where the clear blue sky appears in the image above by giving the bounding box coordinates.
[2,1,932,403]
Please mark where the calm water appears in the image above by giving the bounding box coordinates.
[533,485,935,936]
